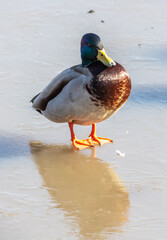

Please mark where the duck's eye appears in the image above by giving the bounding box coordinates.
[101,53,103,57]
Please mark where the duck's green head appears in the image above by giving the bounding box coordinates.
[81,33,116,67]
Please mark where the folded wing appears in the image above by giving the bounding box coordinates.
[31,66,88,111]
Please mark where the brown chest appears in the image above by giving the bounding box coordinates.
[87,63,131,111]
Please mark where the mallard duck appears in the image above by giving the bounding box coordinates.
[31,33,131,150]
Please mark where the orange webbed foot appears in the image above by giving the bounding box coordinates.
[69,122,94,150]
[72,138,94,150]
[89,135,113,146]
[89,123,113,146]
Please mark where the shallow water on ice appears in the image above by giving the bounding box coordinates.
[0,0,167,239]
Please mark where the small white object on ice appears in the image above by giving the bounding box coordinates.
[125,130,128,134]
[116,150,125,157]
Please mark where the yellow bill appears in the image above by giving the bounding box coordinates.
[97,48,116,67]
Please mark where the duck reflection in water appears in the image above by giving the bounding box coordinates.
[30,142,130,239]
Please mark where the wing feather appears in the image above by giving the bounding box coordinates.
[31,66,88,111]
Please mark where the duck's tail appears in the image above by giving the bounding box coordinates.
[30,93,42,114]
[30,93,40,103]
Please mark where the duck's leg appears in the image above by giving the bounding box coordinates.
[89,123,113,145]
[68,123,94,150]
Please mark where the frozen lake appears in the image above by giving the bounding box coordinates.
[0,0,167,239]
